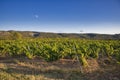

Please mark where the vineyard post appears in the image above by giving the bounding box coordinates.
[73,42,83,73]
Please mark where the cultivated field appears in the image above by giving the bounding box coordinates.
[0,38,120,80]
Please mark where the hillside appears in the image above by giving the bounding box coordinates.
[0,31,120,80]
[0,30,120,40]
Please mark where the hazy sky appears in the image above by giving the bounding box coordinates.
[0,0,120,34]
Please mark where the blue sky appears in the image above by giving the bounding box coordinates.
[0,0,120,34]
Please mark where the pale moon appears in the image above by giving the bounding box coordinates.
[34,15,39,19]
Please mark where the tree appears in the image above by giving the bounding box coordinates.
[10,32,22,40]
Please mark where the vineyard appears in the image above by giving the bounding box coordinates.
[0,38,120,66]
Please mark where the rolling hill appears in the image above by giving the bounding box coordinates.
[0,30,120,40]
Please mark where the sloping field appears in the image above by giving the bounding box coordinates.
[0,39,120,80]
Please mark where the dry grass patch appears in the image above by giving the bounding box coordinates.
[0,57,120,80]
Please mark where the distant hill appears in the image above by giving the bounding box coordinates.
[0,30,120,40]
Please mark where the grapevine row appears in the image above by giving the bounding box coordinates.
[0,38,120,66]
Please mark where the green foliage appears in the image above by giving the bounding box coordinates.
[0,39,120,65]
[10,32,22,40]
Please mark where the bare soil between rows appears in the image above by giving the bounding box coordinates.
[0,57,120,80]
